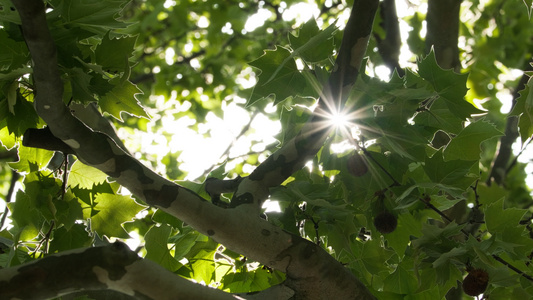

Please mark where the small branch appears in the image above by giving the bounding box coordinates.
[0,170,21,230]
[198,111,260,180]
[487,62,533,185]
[492,254,533,282]
[362,148,400,186]
[32,220,55,257]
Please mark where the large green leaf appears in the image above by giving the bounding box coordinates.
[7,191,43,241]
[58,0,129,29]
[66,67,97,104]
[510,77,533,144]
[0,30,27,71]
[485,198,527,233]
[98,78,148,121]
[145,224,181,272]
[95,33,137,73]
[417,50,484,119]
[247,46,309,107]
[289,19,337,64]
[383,263,418,294]
[443,119,502,161]
[9,145,54,173]
[48,224,92,253]
[68,160,108,189]
[90,193,146,238]
[424,150,477,188]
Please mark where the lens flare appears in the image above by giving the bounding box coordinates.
[329,111,350,128]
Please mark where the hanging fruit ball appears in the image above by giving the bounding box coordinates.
[373,211,397,234]
[463,268,489,297]
[347,153,368,177]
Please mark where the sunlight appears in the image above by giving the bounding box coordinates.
[282,2,320,25]
[262,199,281,213]
[244,8,272,32]
[328,111,350,129]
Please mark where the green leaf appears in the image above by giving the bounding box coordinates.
[58,0,130,29]
[171,230,198,260]
[189,249,216,283]
[55,191,84,230]
[485,198,527,233]
[49,224,92,253]
[0,30,27,71]
[7,191,42,241]
[90,193,146,238]
[145,224,181,272]
[359,239,395,274]
[9,145,54,173]
[417,49,484,119]
[247,46,308,107]
[66,67,97,104]
[386,212,422,256]
[510,77,533,144]
[262,21,336,85]
[95,33,137,73]
[443,119,502,161]
[98,78,148,121]
[68,160,108,189]
[3,92,41,137]
[383,264,418,294]
[289,19,337,63]
[0,67,32,81]
[0,0,21,24]
[0,125,16,150]
[413,100,464,134]
[432,246,468,268]
[424,150,476,186]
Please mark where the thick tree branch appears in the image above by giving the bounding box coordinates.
[0,242,235,300]
[426,0,462,71]
[10,0,378,299]
[23,127,75,154]
[375,0,404,76]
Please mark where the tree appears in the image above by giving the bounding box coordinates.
[0,0,532,299]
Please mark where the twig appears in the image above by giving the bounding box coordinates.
[197,110,260,180]
[0,170,21,230]
[361,148,400,186]
[492,254,533,282]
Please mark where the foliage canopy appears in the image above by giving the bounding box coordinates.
[1,0,533,299]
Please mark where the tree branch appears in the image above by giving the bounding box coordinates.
[486,62,533,185]
[0,170,20,230]
[426,0,462,71]
[375,0,404,76]
[0,242,235,300]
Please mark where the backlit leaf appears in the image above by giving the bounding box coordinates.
[443,119,502,161]
[90,193,146,238]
